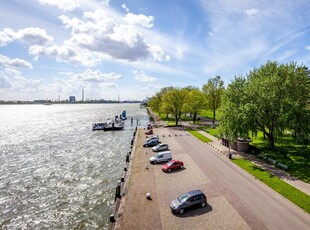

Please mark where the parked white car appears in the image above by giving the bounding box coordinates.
[152,143,169,152]
[149,151,172,164]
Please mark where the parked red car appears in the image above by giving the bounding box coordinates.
[145,129,153,135]
[162,160,184,173]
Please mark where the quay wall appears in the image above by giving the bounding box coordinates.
[109,127,138,229]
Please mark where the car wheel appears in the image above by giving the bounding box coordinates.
[168,168,171,172]
[179,208,184,214]
[154,160,157,164]
[201,202,206,208]
[168,158,172,161]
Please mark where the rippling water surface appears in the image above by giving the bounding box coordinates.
[0,103,148,229]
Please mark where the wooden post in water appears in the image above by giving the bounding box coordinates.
[115,181,121,201]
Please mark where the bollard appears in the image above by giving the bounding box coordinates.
[126,154,130,162]
[115,181,121,200]
[121,177,125,182]
[110,215,116,223]
[124,167,127,171]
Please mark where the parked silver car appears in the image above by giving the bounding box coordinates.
[143,139,160,147]
[146,135,159,142]
[170,190,207,214]
[152,143,169,152]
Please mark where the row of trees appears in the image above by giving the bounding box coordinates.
[148,77,224,125]
[148,61,310,150]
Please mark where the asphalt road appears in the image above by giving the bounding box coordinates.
[166,127,310,230]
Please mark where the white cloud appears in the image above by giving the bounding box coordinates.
[0,6,168,70]
[148,45,170,62]
[59,71,74,76]
[0,75,11,89]
[58,9,166,62]
[13,76,44,92]
[306,46,310,51]
[0,27,54,46]
[195,0,310,78]
[71,69,122,82]
[121,4,129,12]
[0,55,33,69]
[29,44,100,67]
[0,31,13,47]
[0,68,44,92]
[124,13,154,28]
[243,8,260,15]
[38,0,79,12]
[133,70,156,82]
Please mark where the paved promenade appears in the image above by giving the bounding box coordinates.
[114,127,310,230]
[198,129,310,196]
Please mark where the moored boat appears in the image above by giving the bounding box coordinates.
[92,117,124,131]
[92,122,109,131]
[103,121,124,131]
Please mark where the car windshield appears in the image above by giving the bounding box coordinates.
[167,161,173,166]
[178,194,189,203]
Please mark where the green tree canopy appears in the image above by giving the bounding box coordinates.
[202,76,225,121]
[219,61,310,150]
[184,88,206,124]
[161,87,188,125]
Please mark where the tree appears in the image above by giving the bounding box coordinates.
[148,87,173,117]
[284,67,310,142]
[184,88,206,124]
[161,87,188,125]
[218,77,252,141]
[202,76,224,122]
[219,61,310,150]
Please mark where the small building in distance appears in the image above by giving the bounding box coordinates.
[69,96,76,103]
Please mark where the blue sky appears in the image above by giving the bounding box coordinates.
[1,0,310,101]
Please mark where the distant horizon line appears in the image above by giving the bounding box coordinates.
[0,99,144,105]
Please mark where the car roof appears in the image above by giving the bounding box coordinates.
[157,151,171,154]
[186,190,204,196]
[170,160,181,163]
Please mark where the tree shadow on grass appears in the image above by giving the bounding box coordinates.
[250,140,310,183]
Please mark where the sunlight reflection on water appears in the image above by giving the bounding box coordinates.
[0,104,148,229]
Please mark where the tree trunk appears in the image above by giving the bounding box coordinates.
[265,132,275,150]
[193,113,197,124]
[213,109,216,122]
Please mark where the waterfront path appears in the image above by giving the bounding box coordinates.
[115,127,310,230]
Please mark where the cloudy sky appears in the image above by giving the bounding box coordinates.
[1,0,310,101]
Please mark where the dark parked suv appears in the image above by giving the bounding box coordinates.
[170,190,207,214]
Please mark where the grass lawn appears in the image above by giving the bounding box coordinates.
[200,125,221,137]
[198,109,216,120]
[187,129,212,142]
[250,132,310,183]
[232,158,310,214]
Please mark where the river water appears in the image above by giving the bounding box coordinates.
[0,103,148,229]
